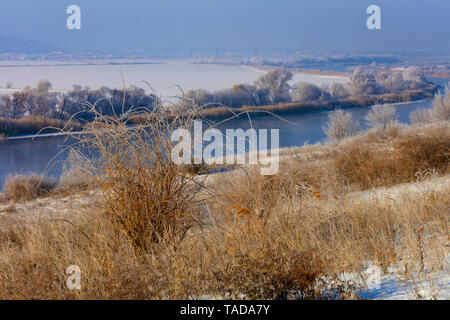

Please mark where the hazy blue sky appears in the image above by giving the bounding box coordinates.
[0,0,449,54]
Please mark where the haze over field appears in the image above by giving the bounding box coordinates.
[0,0,449,54]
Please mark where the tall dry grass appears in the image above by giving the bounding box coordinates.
[332,122,449,189]
[0,169,447,299]
[2,174,57,202]
[1,153,92,203]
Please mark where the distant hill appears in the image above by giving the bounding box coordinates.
[0,34,66,54]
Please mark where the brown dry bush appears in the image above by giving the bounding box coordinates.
[332,123,450,189]
[75,105,205,253]
[2,174,57,202]
[332,142,406,189]
[394,123,450,176]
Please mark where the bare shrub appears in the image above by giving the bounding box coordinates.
[431,85,450,121]
[410,85,450,124]
[76,106,204,253]
[377,72,406,93]
[402,67,427,83]
[324,109,359,142]
[0,82,157,122]
[364,104,398,131]
[214,84,265,108]
[176,89,215,111]
[2,174,57,202]
[410,108,433,125]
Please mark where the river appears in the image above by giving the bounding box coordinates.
[0,98,436,185]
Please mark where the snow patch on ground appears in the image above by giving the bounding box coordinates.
[359,261,449,300]
[356,174,450,203]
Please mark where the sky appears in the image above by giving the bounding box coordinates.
[0,0,449,54]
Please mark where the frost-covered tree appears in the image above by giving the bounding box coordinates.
[291,82,322,102]
[402,67,426,83]
[348,69,379,95]
[255,68,292,103]
[365,104,398,131]
[430,85,450,121]
[328,82,349,99]
[324,109,359,142]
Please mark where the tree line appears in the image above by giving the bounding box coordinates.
[0,66,433,121]
[176,66,432,110]
[0,81,157,122]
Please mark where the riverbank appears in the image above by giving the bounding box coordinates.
[0,116,83,139]
[0,92,437,140]
[0,129,85,141]
[199,85,438,120]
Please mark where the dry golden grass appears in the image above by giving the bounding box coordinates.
[332,122,449,189]
[0,175,447,299]
[270,122,449,193]
[2,174,57,202]
[1,162,92,203]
